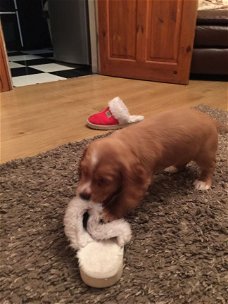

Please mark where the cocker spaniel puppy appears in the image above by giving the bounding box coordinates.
[77,108,219,221]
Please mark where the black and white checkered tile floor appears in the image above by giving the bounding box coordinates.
[8,49,92,87]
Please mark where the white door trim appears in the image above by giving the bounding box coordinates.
[88,0,99,74]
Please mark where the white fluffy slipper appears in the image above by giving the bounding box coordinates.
[87,96,144,130]
[63,197,132,288]
[78,240,124,288]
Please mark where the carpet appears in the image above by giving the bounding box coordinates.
[1,105,227,304]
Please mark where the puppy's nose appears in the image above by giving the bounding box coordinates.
[79,192,91,201]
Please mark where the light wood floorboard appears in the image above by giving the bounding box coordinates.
[1,75,227,163]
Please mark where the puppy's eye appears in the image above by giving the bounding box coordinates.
[97,177,110,187]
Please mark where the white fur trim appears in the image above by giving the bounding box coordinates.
[128,114,144,123]
[63,197,93,250]
[87,209,132,247]
[63,196,132,250]
[108,97,144,124]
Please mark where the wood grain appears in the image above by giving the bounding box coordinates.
[98,0,198,84]
[1,75,227,163]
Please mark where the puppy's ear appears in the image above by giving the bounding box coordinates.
[78,146,88,178]
[81,146,88,161]
[107,161,151,218]
[80,145,89,164]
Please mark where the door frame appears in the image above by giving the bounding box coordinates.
[88,0,99,74]
[0,24,13,92]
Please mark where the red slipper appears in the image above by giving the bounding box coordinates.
[87,97,144,130]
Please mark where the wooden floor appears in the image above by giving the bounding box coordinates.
[1,75,227,163]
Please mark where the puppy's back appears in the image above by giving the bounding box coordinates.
[111,108,218,170]
[114,108,217,141]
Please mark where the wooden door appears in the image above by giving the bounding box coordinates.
[98,0,198,84]
[0,25,12,92]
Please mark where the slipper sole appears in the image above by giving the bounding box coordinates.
[86,120,127,130]
[86,120,140,130]
[77,240,124,288]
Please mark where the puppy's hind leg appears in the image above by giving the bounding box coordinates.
[194,154,216,190]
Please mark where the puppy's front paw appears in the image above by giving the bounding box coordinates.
[164,166,179,173]
[194,180,211,191]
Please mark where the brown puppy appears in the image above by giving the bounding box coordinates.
[77,108,218,221]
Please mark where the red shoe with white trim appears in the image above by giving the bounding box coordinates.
[87,97,144,130]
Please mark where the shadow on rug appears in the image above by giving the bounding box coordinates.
[1,105,227,304]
